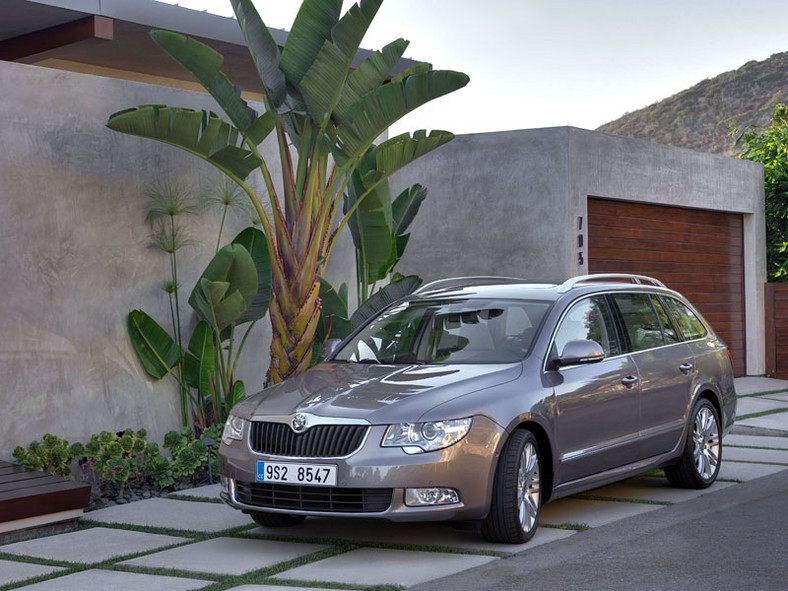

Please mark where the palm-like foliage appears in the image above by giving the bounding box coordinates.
[108,0,468,383]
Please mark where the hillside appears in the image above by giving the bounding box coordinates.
[596,51,788,156]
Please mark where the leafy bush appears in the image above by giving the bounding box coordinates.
[12,434,84,479]
[161,425,223,484]
[80,429,158,494]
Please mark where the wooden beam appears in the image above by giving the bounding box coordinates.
[765,282,776,377]
[0,16,114,62]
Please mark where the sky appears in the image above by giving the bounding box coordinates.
[159,0,788,136]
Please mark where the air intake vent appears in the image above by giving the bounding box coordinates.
[236,482,392,513]
[249,422,368,458]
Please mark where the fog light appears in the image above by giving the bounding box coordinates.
[404,488,460,506]
[220,476,232,496]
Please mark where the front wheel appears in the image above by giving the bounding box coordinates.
[248,511,306,528]
[481,429,542,544]
[665,398,722,488]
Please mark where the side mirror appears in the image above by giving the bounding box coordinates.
[320,338,343,359]
[555,339,605,367]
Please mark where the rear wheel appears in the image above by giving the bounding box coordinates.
[481,429,542,544]
[248,511,306,528]
[665,398,721,488]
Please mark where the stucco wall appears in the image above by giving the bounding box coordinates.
[0,61,354,457]
[390,128,572,283]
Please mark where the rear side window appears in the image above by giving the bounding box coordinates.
[651,296,681,344]
[610,293,665,352]
[663,297,708,340]
[554,296,620,357]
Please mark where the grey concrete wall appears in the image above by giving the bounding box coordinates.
[390,128,572,283]
[0,61,354,457]
[566,128,766,374]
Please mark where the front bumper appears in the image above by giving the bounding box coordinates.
[218,415,503,521]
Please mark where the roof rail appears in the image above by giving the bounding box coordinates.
[557,274,665,294]
[414,276,526,294]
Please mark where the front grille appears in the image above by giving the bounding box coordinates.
[249,421,368,457]
[236,481,392,513]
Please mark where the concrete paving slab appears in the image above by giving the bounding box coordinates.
[725,434,788,449]
[119,537,328,575]
[273,547,497,587]
[6,568,211,591]
[539,497,663,528]
[734,377,788,396]
[736,397,788,416]
[719,461,787,482]
[762,392,788,403]
[0,527,189,563]
[83,497,252,532]
[169,484,222,500]
[735,411,788,434]
[0,559,65,586]
[582,477,734,504]
[724,446,788,465]
[226,587,355,591]
[248,516,574,555]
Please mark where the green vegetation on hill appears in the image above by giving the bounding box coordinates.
[597,51,788,155]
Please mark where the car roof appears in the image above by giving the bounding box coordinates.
[409,274,681,303]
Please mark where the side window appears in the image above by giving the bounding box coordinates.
[651,296,680,344]
[611,293,665,352]
[663,297,708,340]
[554,296,620,357]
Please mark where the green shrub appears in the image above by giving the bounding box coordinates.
[81,429,158,493]
[12,434,84,479]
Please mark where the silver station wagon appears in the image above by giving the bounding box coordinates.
[219,274,736,543]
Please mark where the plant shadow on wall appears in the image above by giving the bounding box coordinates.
[128,178,269,432]
[107,0,469,388]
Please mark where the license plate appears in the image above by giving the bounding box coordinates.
[256,461,337,486]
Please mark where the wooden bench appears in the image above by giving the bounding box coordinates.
[0,460,91,540]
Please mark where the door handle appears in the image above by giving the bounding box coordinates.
[621,375,639,388]
[679,362,694,375]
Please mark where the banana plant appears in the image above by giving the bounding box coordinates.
[107,0,469,384]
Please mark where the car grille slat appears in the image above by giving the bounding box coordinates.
[236,481,392,513]
[249,422,368,458]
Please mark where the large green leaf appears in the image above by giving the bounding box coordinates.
[128,310,181,380]
[280,0,342,88]
[107,106,262,181]
[351,274,422,328]
[392,183,428,239]
[232,227,272,323]
[299,0,383,125]
[230,0,287,106]
[317,278,351,342]
[188,244,258,332]
[332,70,469,162]
[344,153,396,284]
[372,131,455,178]
[332,38,409,125]
[183,321,215,399]
[150,30,257,133]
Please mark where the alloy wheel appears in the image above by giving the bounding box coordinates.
[692,407,720,480]
[517,441,541,532]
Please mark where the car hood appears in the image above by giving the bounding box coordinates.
[233,362,522,424]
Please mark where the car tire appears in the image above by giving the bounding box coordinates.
[665,398,722,489]
[481,429,542,544]
[248,511,306,528]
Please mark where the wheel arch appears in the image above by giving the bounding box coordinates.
[501,418,555,504]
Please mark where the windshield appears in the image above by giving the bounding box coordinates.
[333,299,551,365]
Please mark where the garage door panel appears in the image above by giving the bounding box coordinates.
[588,198,746,376]
[590,209,742,234]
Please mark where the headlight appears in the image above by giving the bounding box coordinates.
[221,415,248,445]
[382,418,472,454]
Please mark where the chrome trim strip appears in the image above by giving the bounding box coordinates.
[249,413,371,427]
[561,432,640,462]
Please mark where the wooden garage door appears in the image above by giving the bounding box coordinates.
[588,198,746,376]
